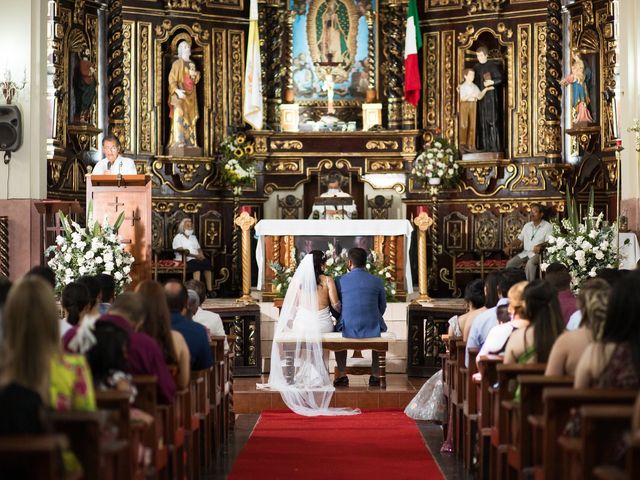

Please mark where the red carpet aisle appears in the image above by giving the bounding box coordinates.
[228,410,443,479]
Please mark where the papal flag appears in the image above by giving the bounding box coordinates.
[243,0,263,129]
[403,0,422,107]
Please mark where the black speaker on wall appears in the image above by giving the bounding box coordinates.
[0,105,22,164]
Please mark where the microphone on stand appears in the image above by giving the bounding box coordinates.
[116,161,123,187]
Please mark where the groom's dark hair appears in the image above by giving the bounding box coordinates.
[348,248,367,268]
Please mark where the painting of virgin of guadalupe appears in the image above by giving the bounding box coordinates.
[290,0,376,102]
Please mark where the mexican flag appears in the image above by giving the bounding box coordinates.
[404,0,422,107]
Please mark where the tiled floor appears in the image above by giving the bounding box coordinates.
[233,374,428,413]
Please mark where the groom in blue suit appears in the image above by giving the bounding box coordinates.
[333,247,387,387]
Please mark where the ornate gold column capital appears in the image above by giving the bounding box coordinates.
[413,212,434,231]
[234,211,257,230]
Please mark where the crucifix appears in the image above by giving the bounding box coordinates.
[108,197,125,212]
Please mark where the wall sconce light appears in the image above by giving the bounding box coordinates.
[1,69,27,105]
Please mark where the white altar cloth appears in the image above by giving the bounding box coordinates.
[255,219,414,293]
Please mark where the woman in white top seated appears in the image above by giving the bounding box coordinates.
[172,218,213,294]
[308,250,341,333]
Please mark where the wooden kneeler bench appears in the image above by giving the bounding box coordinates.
[322,332,396,389]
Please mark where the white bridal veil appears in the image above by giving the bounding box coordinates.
[260,254,359,416]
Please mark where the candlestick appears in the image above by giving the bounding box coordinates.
[234,211,257,303]
[412,211,435,303]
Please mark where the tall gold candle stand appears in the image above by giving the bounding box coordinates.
[234,211,257,303]
[413,211,434,303]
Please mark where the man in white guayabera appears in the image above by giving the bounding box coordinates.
[92,135,137,175]
[504,203,553,281]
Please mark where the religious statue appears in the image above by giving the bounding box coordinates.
[319,0,348,64]
[458,68,492,152]
[168,41,201,153]
[560,48,593,125]
[73,48,97,123]
[472,46,503,153]
[322,72,336,114]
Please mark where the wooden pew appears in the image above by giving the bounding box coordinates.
[453,340,467,460]
[0,435,68,480]
[226,335,237,432]
[51,410,128,480]
[132,375,170,480]
[444,337,462,456]
[541,388,638,480]
[158,393,186,480]
[476,355,503,480]
[210,336,226,452]
[462,346,480,471]
[95,389,138,480]
[509,375,573,479]
[490,363,546,480]
[191,369,212,471]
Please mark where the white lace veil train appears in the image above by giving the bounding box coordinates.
[260,254,359,416]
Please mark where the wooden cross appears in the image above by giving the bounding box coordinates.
[108,197,125,212]
[126,210,141,227]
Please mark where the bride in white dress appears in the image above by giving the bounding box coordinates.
[260,251,359,416]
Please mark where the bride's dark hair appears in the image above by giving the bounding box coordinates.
[310,250,326,285]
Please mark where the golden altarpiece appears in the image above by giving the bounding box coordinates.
[45,0,620,302]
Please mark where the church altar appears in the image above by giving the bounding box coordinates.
[254,219,414,300]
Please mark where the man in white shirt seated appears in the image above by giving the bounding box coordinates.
[92,134,137,175]
[309,172,357,219]
[185,279,228,351]
[504,203,553,281]
[172,218,214,294]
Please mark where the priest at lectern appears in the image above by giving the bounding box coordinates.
[92,134,137,175]
[310,172,357,219]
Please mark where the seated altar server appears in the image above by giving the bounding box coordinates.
[310,172,357,219]
[92,134,137,175]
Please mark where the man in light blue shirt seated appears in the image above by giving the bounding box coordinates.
[465,268,526,366]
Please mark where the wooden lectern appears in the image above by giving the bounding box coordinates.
[86,175,152,287]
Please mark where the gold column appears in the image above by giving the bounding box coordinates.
[234,211,257,303]
[413,211,434,303]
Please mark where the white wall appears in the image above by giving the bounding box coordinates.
[619,0,640,200]
[0,0,48,200]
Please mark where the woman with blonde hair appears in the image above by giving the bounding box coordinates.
[0,276,96,472]
[136,280,191,389]
[1,276,96,410]
[546,278,610,376]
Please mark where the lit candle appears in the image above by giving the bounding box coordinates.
[416,205,429,216]
[616,138,622,148]
[239,206,253,215]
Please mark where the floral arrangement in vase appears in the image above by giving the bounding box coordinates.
[219,132,257,195]
[411,137,459,188]
[269,242,396,300]
[45,202,135,295]
[542,189,619,290]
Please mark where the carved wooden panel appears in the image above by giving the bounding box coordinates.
[473,210,499,251]
[502,210,528,248]
[443,211,468,252]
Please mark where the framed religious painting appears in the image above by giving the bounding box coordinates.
[289,0,378,123]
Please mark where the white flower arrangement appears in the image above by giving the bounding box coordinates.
[411,137,459,188]
[45,202,135,295]
[542,190,619,290]
[268,242,397,299]
[219,132,257,195]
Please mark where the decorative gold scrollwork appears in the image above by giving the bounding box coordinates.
[369,160,404,171]
[270,140,303,150]
[467,203,491,214]
[468,166,495,186]
[402,137,416,154]
[265,159,302,172]
[495,202,519,214]
[463,0,506,15]
[254,136,268,154]
[153,201,175,213]
[365,140,399,150]
[458,25,475,45]
[474,211,499,250]
[178,202,202,213]
[164,0,204,12]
